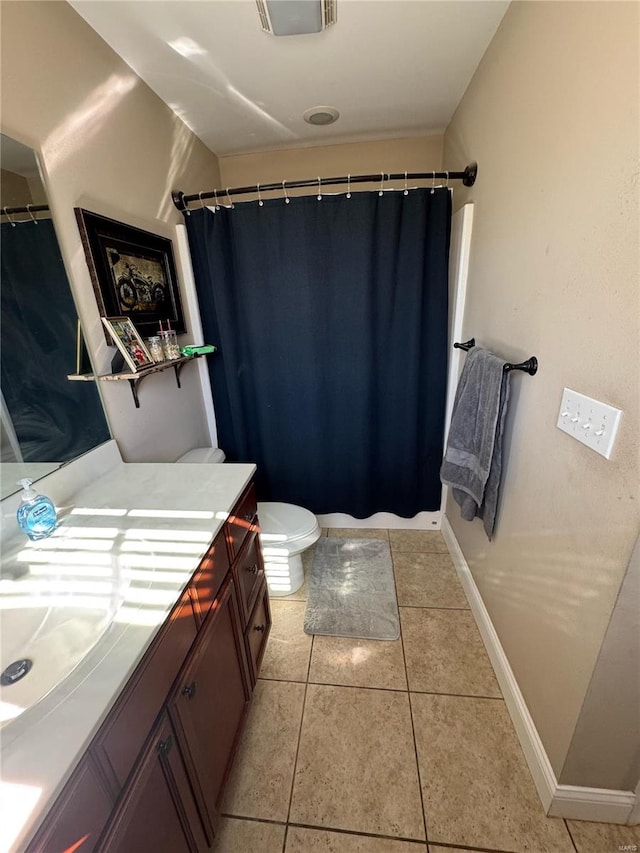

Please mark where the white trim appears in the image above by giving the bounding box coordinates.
[317,511,441,530]
[441,203,474,515]
[548,785,636,824]
[627,778,640,826]
[441,515,637,825]
[175,224,218,448]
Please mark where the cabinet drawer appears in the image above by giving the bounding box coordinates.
[190,530,230,626]
[226,482,257,560]
[245,580,271,684]
[93,591,197,790]
[233,531,265,626]
[26,754,113,853]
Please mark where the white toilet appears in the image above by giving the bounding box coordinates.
[176,448,320,596]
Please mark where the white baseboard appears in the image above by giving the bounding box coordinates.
[441,516,637,826]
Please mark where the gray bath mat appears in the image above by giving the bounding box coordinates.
[304,538,400,640]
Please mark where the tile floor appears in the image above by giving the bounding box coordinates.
[216,528,640,853]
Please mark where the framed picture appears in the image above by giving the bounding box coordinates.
[75,208,186,343]
[102,316,153,372]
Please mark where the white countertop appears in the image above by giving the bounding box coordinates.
[0,461,256,853]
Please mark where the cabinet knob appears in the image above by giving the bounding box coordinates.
[158,733,173,757]
[253,624,266,633]
[182,681,197,699]
[246,563,259,575]
[243,512,254,523]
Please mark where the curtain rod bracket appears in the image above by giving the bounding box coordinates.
[171,190,189,215]
[463,162,478,187]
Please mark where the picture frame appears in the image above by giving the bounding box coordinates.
[75,208,186,344]
[101,316,154,373]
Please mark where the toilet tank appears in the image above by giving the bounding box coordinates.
[175,448,226,463]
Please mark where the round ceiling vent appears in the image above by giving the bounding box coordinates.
[303,106,340,126]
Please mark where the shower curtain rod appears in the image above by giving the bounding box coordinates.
[1,204,49,217]
[171,161,477,213]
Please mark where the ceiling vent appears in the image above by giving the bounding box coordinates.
[256,0,336,36]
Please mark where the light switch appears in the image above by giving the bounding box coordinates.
[557,388,622,459]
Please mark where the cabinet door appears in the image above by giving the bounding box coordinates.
[96,712,207,853]
[25,754,113,853]
[169,576,250,842]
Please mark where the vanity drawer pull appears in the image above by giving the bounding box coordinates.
[253,624,266,633]
[182,681,197,700]
[246,563,259,575]
[242,512,254,523]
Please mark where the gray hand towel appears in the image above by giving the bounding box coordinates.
[440,347,511,540]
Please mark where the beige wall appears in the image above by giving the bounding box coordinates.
[1,1,221,462]
[443,1,639,786]
[0,169,33,208]
[559,536,640,791]
[219,135,443,198]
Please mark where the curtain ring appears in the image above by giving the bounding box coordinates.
[317,176,322,201]
[3,208,16,227]
[379,171,385,197]
[26,203,38,224]
[257,183,264,207]
[445,171,449,190]
[403,172,409,196]
[282,180,290,205]
[346,174,351,199]
[431,171,436,195]
[213,188,220,211]
[198,191,205,209]
[225,188,234,209]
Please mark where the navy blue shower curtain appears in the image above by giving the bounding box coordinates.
[186,188,451,518]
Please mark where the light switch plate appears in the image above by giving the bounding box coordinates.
[557,388,622,459]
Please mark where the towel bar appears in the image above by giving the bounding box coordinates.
[453,339,538,375]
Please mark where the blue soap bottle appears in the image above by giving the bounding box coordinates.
[16,478,58,540]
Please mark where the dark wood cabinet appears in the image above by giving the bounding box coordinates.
[25,755,113,853]
[169,576,250,842]
[226,481,257,559]
[93,591,197,791]
[25,479,271,853]
[233,530,266,625]
[95,713,207,853]
[245,581,271,685]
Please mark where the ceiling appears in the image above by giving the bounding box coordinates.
[69,0,509,157]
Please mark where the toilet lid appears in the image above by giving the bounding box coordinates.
[257,502,320,544]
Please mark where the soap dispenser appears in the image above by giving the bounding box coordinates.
[16,479,58,540]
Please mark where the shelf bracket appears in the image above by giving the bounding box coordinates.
[126,355,199,408]
[127,377,143,409]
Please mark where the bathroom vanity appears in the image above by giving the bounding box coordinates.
[0,450,271,852]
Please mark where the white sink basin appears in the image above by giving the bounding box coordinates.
[0,520,132,727]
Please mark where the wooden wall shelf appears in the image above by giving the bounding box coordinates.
[68,353,206,408]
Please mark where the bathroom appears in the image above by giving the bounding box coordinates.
[0,1,638,852]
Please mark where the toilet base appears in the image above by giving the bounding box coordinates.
[261,550,304,597]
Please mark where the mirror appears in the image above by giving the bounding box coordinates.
[0,134,111,499]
